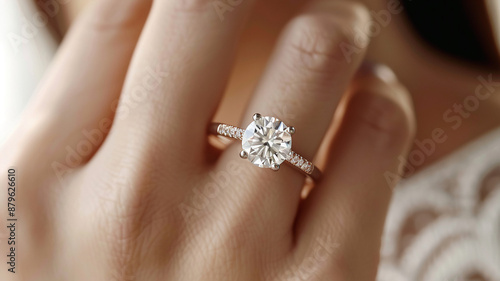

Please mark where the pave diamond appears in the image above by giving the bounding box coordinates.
[301,162,312,174]
[217,124,244,139]
[242,116,292,168]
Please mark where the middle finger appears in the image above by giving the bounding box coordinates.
[105,0,257,164]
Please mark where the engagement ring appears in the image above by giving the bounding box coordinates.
[210,113,321,181]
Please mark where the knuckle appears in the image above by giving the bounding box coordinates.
[285,1,370,75]
[351,90,413,147]
[283,1,371,72]
[336,1,370,24]
[88,0,150,32]
[286,14,350,74]
[164,0,214,14]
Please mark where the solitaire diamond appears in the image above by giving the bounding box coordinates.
[242,115,292,168]
[210,115,320,180]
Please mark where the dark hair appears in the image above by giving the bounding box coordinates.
[402,0,499,69]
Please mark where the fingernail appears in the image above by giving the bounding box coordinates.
[359,61,398,84]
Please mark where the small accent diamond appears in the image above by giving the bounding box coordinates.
[301,162,312,174]
[235,129,242,139]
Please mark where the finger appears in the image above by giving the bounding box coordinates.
[293,64,415,280]
[213,0,371,248]
[15,0,152,169]
[236,0,370,188]
[106,0,256,162]
[0,2,153,269]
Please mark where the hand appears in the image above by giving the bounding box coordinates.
[0,0,414,280]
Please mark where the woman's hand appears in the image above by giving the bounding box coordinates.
[1,0,414,280]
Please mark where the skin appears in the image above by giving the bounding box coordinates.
[0,0,497,280]
[52,0,500,169]
[222,0,500,171]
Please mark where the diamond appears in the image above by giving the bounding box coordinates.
[242,116,292,169]
[235,129,242,139]
[301,162,312,173]
[290,152,301,165]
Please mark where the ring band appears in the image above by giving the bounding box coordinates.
[209,114,321,182]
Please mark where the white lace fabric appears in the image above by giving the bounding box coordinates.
[378,128,500,281]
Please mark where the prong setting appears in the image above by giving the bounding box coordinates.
[242,114,291,171]
[239,150,248,159]
[210,115,320,180]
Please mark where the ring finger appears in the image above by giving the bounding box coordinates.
[217,0,371,243]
